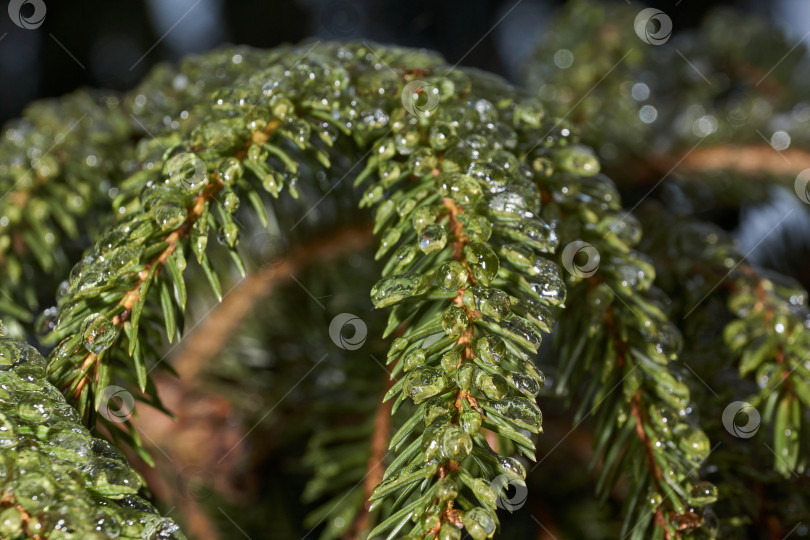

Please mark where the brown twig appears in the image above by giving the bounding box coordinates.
[630,391,662,484]
[349,372,395,539]
[130,373,249,540]
[656,145,810,177]
[172,223,373,381]
[363,377,394,499]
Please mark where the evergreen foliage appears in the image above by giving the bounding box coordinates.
[0,4,808,538]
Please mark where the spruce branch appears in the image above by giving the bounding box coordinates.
[0,338,184,539]
[637,205,810,477]
[537,165,717,537]
[0,48,271,341]
[0,5,806,534]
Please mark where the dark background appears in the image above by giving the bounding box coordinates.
[0,0,804,126]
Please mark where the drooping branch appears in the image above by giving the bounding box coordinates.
[172,224,374,381]
[665,145,810,177]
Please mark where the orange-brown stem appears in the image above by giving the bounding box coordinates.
[172,224,373,380]
[630,390,662,483]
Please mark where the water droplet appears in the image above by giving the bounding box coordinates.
[498,457,526,480]
[464,243,499,285]
[439,522,462,540]
[554,145,600,176]
[456,364,474,390]
[527,262,566,306]
[403,367,448,404]
[678,428,711,462]
[442,144,473,173]
[473,336,506,366]
[601,213,642,246]
[18,392,53,423]
[408,147,437,176]
[424,396,454,426]
[56,280,70,300]
[93,512,121,537]
[441,307,469,337]
[49,428,92,465]
[462,508,496,540]
[457,213,492,243]
[649,406,675,436]
[472,287,510,321]
[441,350,461,373]
[13,474,54,513]
[0,508,22,536]
[436,261,468,292]
[491,397,543,433]
[437,478,459,501]
[164,152,208,192]
[513,100,545,129]
[418,223,448,254]
[411,205,440,233]
[393,130,420,156]
[153,203,188,231]
[81,313,118,354]
[429,121,455,150]
[403,348,427,372]
[440,425,472,460]
[688,481,718,506]
[93,459,142,495]
[460,410,482,435]
[436,173,482,207]
[223,192,240,213]
[218,157,243,186]
[513,218,559,252]
[388,245,419,275]
[474,370,509,400]
[34,307,59,336]
[216,223,239,247]
[509,372,541,397]
[370,274,428,308]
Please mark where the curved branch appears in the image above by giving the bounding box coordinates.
[172,224,373,381]
[662,145,810,177]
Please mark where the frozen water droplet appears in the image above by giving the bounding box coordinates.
[497,457,526,480]
[474,370,509,400]
[491,397,543,433]
[403,367,448,404]
[153,203,188,231]
[165,152,208,192]
[81,314,118,354]
[473,336,506,366]
[436,261,468,292]
[688,481,718,506]
[370,274,428,308]
[440,425,472,460]
[34,307,59,336]
[418,223,448,254]
[441,306,469,337]
[554,145,600,176]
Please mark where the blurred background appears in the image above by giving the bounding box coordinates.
[1,0,809,126]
